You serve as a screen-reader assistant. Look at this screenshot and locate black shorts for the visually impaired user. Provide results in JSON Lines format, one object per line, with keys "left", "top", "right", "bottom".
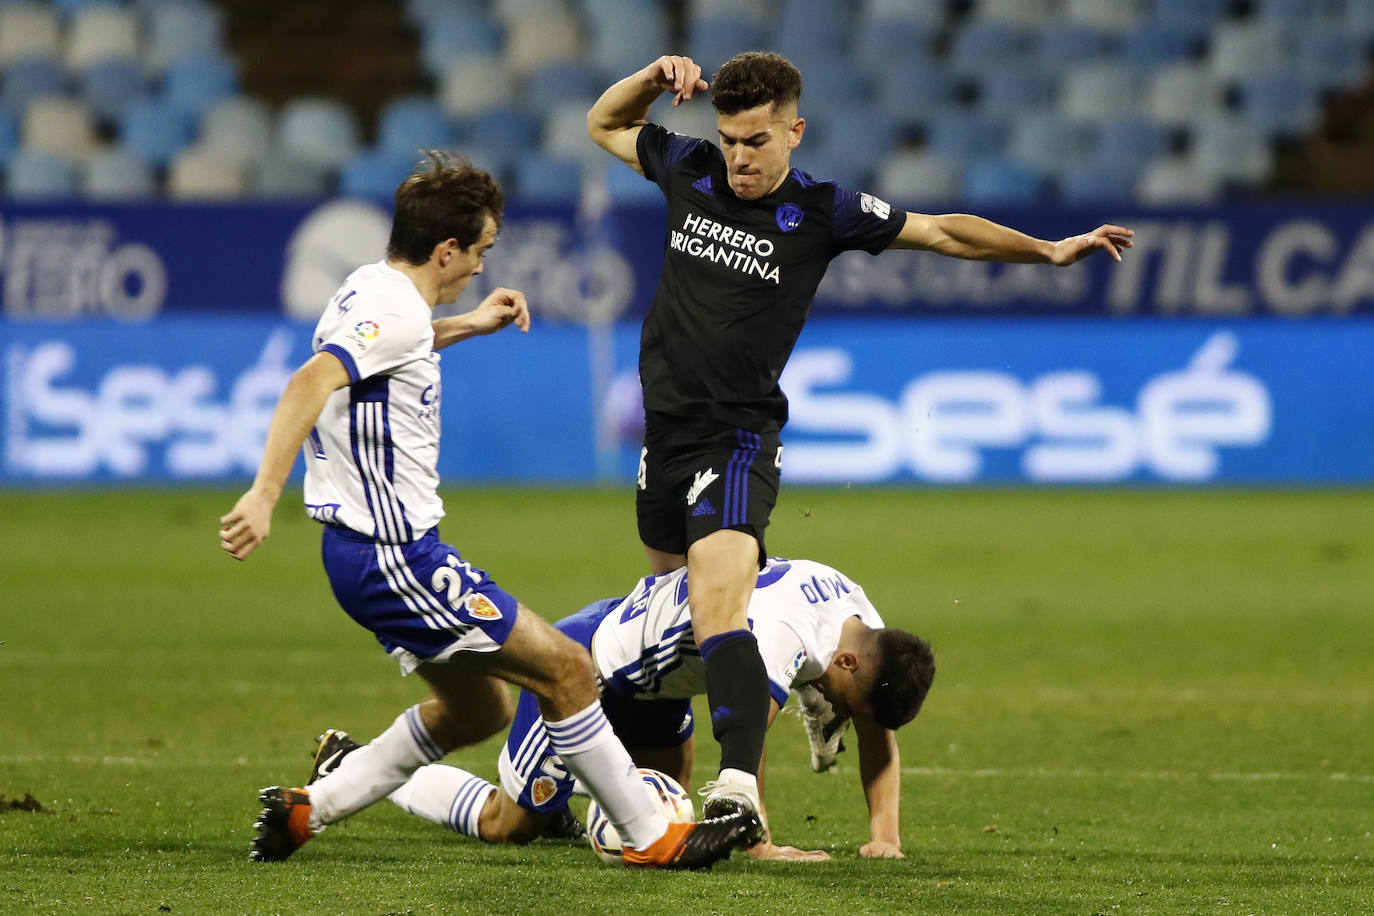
{"left": 636, "top": 411, "right": 782, "bottom": 565}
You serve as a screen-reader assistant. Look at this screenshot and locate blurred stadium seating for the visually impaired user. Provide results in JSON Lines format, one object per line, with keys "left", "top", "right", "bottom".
{"left": 0, "top": 0, "right": 1371, "bottom": 203}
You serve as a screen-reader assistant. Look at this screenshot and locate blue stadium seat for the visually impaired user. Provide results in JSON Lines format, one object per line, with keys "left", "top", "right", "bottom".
{"left": 251, "top": 152, "right": 331, "bottom": 198}
{"left": 5, "top": 149, "right": 76, "bottom": 197}
{"left": 585, "top": 0, "right": 667, "bottom": 75}
{"left": 948, "top": 22, "right": 1035, "bottom": 80}
{"left": 873, "top": 57, "right": 957, "bottom": 127}
{"left": 771, "top": 0, "right": 853, "bottom": 58}
{"left": 0, "top": 108, "right": 17, "bottom": 167}
{"left": 120, "top": 98, "right": 197, "bottom": 168}
{"left": 687, "top": 15, "right": 766, "bottom": 72}
{"left": 419, "top": 17, "right": 502, "bottom": 79}
{"left": 812, "top": 105, "right": 899, "bottom": 169}
{"left": 1007, "top": 112, "right": 1094, "bottom": 177}
{"left": 975, "top": 70, "right": 1056, "bottom": 119}
{"left": 1, "top": 57, "right": 65, "bottom": 116}
{"left": 962, "top": 158, "right": 1047, "bottom": 205}
{"left": 1091, "top": 116, "right": 1169, "bottom": 174}
{"left": 80, "top": 58, "right": 148, "bottom": 124}
{"left": 338, "top": 150, "right": 418, "bottom": 199}
{"left": 275, "top": 96, "right": 361, "bottom": 169}
{"left": 794, "top": 148, "right": 871, "bottom": 189}
{"left": 862, "top": 0, "right": 944, "bottom": 23}
{"left": 874, "top": 149, "right": 961, "bottom": 204}
{"left": 1240, "top": 72, "right": 1320, "bottom": 138}
{"left": 1256, "top": 0, "right": 1344, "bottom": 27}
{"left": 522, "top": 60, "right": 603, "bottom": 114}
{"left": 1190, "top": 118, "right": 1274, "bottom": 185}
{"left": 1350, "top": 0, "right": 1374, "bottom": 40}
{"left": 795, "top": 55, "right": 871, "bottom": 108}
{"left": 53, "top": 0, "right": 115, "bottom": 17}
{"left": 925, "top": 112, "right": 1008, "bottom": 166}
{"left": 1294, "top": 27, "right": 1368, "bottom": 91}
{"left": 853, "top": 17, "right": 939, "bottom": 73}
{"left": 465, "top": 106, "right": 541, "bottom": 162}
{"left": 1119, "top": 22, "right": 1203, "bottom": 75}
{"left": 1057, "top": 161, "right": 1139, "bottom": 205}
{"left": 405, "top": 0, "right": 487, "bottom": 28}
{"left": 82, "top": 148, "right": 156, "bottom": 198}
{"left": 1209, "top": 22, "right": 1291, "bottom": 84}
{"left": 604, "top": 161, "right": 665, "bottom": 206}
{"left": 513, "top": 153, "right": 583, "bottom": 203}
{"left": 377, "top": 96, "right": 461, "bottom": 159}
{"left": 1149, "top": 0, "right": 1228, "bottom": 31}
{"left": 198, "top": 95, "right": 273, "bottom": 170}
{"left": 1034, "top": 23, "right": 1116, "bottom": 72}
{"left": 144, "top": 1, "right": 226, "bottom": 72}
{"left": 164, "top": 54, "right": 238, "bottom": 118}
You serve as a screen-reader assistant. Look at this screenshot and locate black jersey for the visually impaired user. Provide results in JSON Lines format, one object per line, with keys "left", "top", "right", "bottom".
{"left": 636, "top": 122, "right": 905, "bottom": 433}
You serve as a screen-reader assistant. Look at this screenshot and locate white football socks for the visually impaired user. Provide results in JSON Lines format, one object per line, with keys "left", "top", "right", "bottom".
{"left": 389, "top": 765, "right": 495, "bottom": 839}
{"left": 543, "top": 701, "right": 667, "bottom": 850}
{"left": 307, "top": 705, "right": 445, "bottom": 829}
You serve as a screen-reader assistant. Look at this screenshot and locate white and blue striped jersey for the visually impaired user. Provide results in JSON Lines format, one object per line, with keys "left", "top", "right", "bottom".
{"left": 302, "top": 261, "right": 444, "bottom": 542}
{"left": 591, "top": 558, "right": 885, "bottom": 708}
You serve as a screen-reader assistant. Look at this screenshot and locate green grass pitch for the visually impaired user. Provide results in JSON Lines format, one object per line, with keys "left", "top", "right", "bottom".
{"left": 2, "top": 486, "right": 1372, "bottom": 915}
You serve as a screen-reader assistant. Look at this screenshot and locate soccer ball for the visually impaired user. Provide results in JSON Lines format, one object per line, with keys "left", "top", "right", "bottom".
{"left": 586, "top": 768, "right": 695, "bottom": 864}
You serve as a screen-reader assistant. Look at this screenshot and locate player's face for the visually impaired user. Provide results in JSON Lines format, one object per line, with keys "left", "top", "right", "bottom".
{"left": 717, "top": 103, "right": 804, "bottom": 201}
{"left": 440, "top": 214, "right": 498, "bottom": 301}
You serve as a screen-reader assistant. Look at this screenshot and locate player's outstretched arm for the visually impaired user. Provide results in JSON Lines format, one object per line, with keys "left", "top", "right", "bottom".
{"left": 219, "top": 352, "right": 349, "bottom": 560}
{"left": 889, "top": 213, "right": 1133, "bottom": 265}
{"left": 432, "top": 287, "right": 530, "bottom": 349}
{"left": 587, "top": 55, "right": 707, "bottom": 171}
{"left": 854, "top": 716, "right": 904, "bottom": 859}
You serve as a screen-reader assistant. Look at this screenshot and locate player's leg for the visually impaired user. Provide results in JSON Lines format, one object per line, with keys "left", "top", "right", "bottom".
{"left": 302, "top": 663, "right": 510, "bottom": 828}
{"left": 387, "top": 761, "right": 554, "bottom": 844}
{"left": 686, "top": 529, "right": 770, "bottom": 832}
{"left": 251, "top": 530, "right": 524, "bottom": 861}
{"left": 678, "top": 428, "right": 781, "bottom": 838}
{"left": 457, "top": 606, "right": 758, "bottom": 866}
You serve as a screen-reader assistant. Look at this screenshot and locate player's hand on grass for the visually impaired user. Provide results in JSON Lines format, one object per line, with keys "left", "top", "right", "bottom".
{"left": 219, "top": 489, "right": 275, "bottom": 560}
{"left": 647, "top": 55, "right": 707, "bottom": 107}
{"left": 1049, "top": 225, "right": 1134, "bottom": 265}
{"left": 859, "top": 840, "right": 904, "bottom": 859}
{"left": 470, "top": 288, "right": 530, "bottom": 335}
{"left": 746, "top": 841, "right": 831, "bottom": 862}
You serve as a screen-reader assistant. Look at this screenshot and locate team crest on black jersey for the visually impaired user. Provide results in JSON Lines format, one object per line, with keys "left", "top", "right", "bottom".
{"left": 775, "top": 202, "right": 804, "bottom": 232}
{"left": 692, "top": 175, "right": 713, "bottom": 196}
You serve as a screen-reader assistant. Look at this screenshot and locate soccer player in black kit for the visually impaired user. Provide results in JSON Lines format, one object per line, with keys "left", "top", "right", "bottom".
{"left": 588, "top": 52, "right": 1133, "bottom": 849}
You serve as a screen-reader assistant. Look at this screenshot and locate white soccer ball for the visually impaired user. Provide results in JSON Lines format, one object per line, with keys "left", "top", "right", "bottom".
{"left": 586, "top": 767, "right": 695, "bottom": 865}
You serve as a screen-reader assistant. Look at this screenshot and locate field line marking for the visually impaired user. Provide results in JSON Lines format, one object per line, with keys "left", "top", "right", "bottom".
{"left": 901, "top": 765, "right": 1374, "bottom": 782}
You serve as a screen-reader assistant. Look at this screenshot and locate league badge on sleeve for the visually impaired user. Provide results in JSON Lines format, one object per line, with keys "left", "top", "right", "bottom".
{"left": 859, "top": 193, "right": 892, "bottom": 220}
{"left": 350, "top": 320, "right": 381, "bottom": 349}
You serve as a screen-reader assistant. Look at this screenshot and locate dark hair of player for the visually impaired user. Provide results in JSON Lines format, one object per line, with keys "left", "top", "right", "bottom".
{"left": 866, "top": 628, "right": 936, "bottom": 731}
{"left": 387, "top": 150, "right": 505, "bottom": 266}
{"left": 710, "top": 51, "right": 803, "bottom": 116}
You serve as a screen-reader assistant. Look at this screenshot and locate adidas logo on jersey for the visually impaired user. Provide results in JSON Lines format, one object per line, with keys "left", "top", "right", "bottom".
{"left": 692, "top": 175, "right": 713, "bottom": 196}
{"left": 692, "top": 497, "right": 716, "bottom": 517}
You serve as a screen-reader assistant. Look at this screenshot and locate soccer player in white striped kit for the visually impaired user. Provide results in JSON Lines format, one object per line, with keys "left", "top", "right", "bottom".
{"left": 316, "top": 557, "right": 935, "bottom": 860}
{"left": 219, "top": 152, "right": 757, "bottom": 868}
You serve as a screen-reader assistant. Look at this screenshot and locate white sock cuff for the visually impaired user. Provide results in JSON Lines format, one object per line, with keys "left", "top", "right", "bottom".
{"left": 543, "top": 702, "right": 611, "bottom": 757}
{"left": 449, "top": 780, "right": 497, "bottom": 838}
{"left": 404, "top": 705, "right": 446, "bottom": 763}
